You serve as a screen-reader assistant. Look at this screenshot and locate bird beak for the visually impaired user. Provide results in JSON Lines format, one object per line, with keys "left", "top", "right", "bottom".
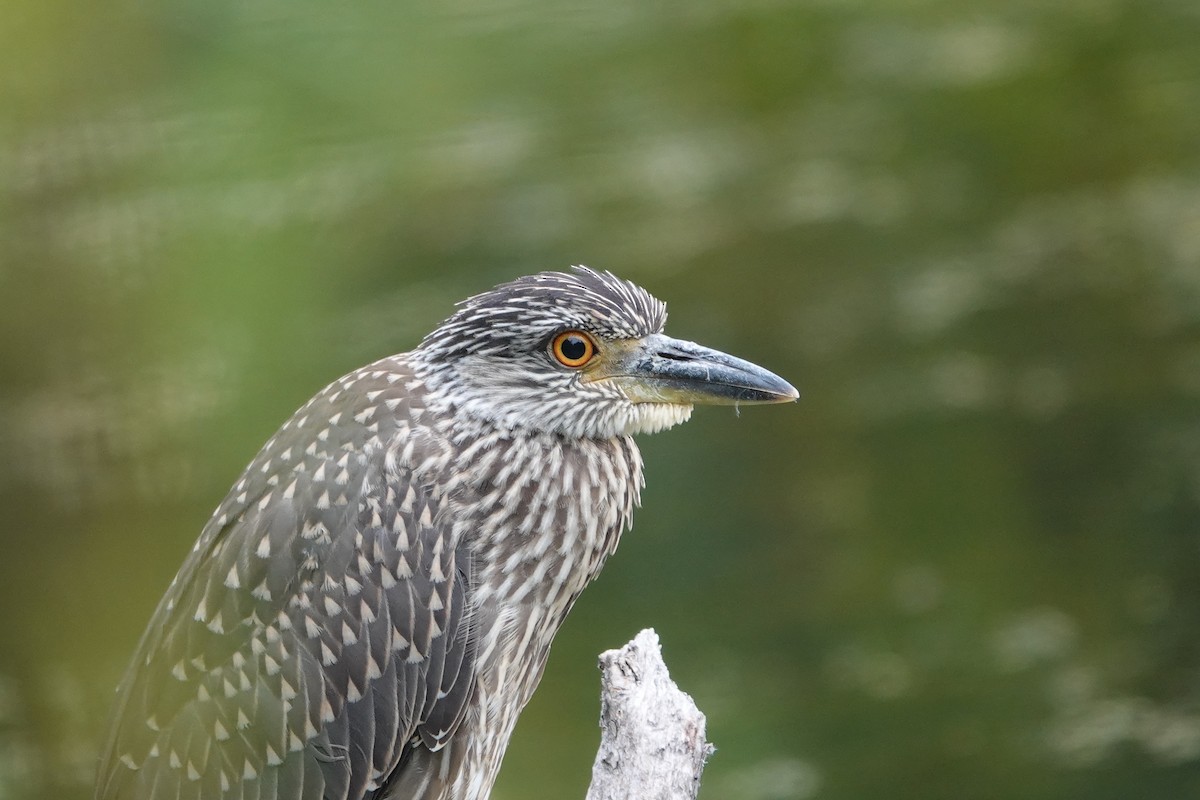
{"left": 593, "top": 333, "right": 799, "bottom": 406}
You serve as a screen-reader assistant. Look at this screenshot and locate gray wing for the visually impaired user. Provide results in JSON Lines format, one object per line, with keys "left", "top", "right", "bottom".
{"left": 95, "top": 361, "right": 476, "bottom": 800}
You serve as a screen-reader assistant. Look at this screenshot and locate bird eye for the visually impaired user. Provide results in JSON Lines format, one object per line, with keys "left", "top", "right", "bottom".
{"left": 551, "top": 331, "right": 596, "bottom": 368}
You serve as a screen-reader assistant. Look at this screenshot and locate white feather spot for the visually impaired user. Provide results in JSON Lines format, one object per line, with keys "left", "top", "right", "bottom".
{"left": 305, "top": 616, "right": 321, "bottom": 638}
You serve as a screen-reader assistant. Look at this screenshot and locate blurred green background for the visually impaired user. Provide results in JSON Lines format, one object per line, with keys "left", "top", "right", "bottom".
{"left": 2, "top": 0, "right": 1199, "bottom": 798}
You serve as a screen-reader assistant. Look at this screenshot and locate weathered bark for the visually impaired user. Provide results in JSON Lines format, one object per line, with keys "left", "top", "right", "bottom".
{"left": 585, "top": 629, "right": 714, "bottom": 800}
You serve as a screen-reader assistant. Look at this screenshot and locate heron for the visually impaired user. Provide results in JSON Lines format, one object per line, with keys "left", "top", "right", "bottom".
{"left": 95, "top": 266, "right": 797, "bottom": 800}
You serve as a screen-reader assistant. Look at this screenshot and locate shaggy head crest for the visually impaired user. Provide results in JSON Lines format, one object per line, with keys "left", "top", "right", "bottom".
{"left": 417, "top": 266, "right": 667, "bottom": 362}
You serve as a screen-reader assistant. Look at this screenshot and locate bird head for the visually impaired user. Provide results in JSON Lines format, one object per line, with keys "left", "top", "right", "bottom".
{"left": 414, "top": 266, "right": 798, "bottom": 439}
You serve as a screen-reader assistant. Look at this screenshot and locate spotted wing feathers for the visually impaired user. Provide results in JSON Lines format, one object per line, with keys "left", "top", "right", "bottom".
{"left": 95, "top": 360, "right": 476, "bottom": 800}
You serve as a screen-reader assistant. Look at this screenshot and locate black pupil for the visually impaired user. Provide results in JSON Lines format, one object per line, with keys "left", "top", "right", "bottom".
{"left": 560, "top": 335, "right": 588, "bottom": 362}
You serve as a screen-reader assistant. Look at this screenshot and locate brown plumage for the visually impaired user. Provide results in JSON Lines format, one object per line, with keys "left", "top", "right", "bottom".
{"left": 95, "top": 267, "right": 796, "bottom": 800}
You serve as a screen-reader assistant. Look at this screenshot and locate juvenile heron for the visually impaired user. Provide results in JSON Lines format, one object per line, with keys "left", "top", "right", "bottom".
{"left": 96, "top": 266, "right": 797, "bottom": 800}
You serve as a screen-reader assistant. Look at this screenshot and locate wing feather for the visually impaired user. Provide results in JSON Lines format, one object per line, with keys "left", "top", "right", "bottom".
{"left": 95, "top": 361, "right": 478, "bottom": 800}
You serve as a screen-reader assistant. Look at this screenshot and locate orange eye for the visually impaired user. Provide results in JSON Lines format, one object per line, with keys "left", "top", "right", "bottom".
{"left": 551, "top": 330, "right": 597, "bottom": 368}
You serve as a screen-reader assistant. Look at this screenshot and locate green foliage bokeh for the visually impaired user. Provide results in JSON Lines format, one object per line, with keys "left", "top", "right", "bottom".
{"left": 1, "top": 1, "right": 1198, "bottom": 798}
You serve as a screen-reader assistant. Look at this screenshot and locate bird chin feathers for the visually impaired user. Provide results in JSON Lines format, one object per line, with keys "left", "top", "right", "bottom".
{"left": 445, "top": 390, "right": 693, "bottom": 439}
{"left": 616, "top": 402, "right": 694, "bottom": 436}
